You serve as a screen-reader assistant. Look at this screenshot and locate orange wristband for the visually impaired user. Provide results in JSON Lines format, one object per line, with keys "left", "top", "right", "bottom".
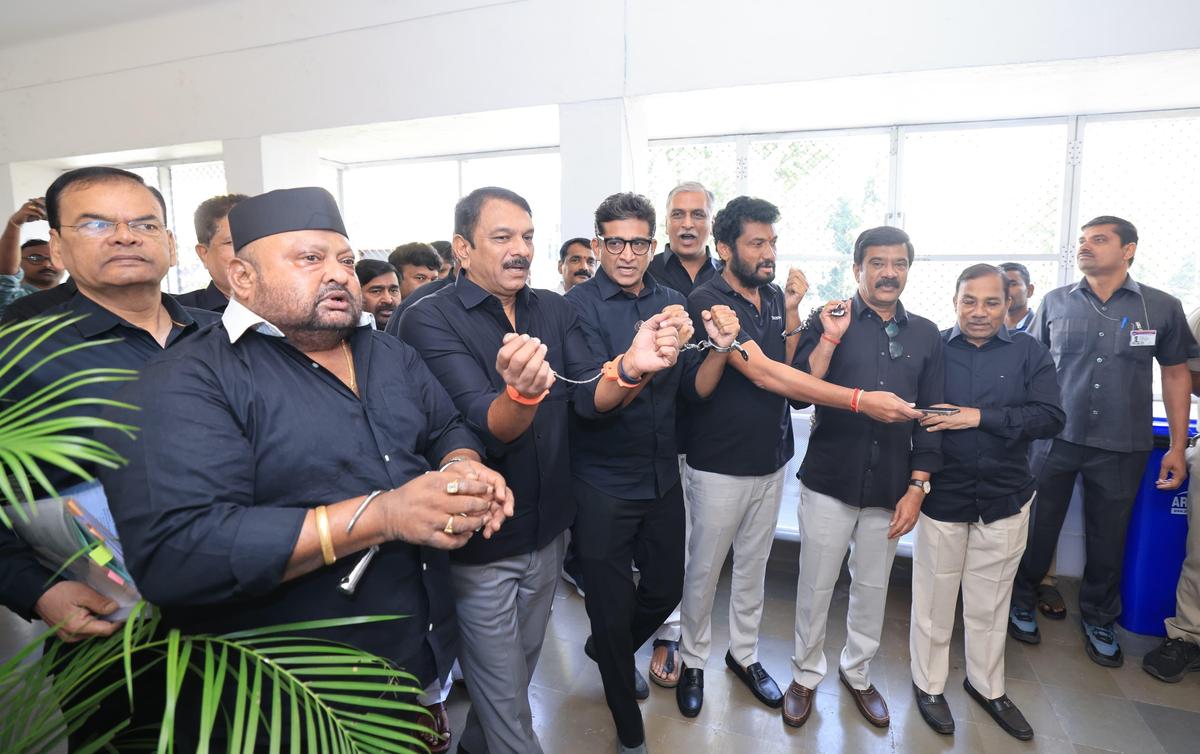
{"left": 821, "top": 333, "right": 841, "bottom": 346}
{"left": 850, "top": 388, "right": 863, "bottom": 413}
{"left": 505, "top": 384, "right": 548, "bottom": 405}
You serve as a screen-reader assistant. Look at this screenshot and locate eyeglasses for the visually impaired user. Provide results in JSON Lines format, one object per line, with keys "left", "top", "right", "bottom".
{"left": 597, "top": 236, "right": 653, "bottom": 256}
{"left": 885, "top": 320, "right": 903, "bottom": 359}
{"left": 23, "top": 253, "right": 53, "bottom": 265}
{"left": 60, "top": 219, "right": 164, "bottom": 238}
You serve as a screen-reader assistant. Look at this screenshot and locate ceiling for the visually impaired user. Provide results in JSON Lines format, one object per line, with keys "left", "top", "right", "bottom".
{"left": 0, "top": 0, "right": 225, "bottom": 47}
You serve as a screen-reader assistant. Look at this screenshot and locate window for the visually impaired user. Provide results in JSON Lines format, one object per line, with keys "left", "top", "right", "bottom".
{"left": 165, "top": 161, "right": 229, "bottom": 294}
{"left": 1077, "top": 114, "right": 1200, "bottom": 317}
{"left": 340, "top": 150, "right": 563, "bottom": 288}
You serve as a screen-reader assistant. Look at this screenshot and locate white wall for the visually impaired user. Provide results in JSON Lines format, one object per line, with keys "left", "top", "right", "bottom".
{"left": 2, "top": 0, "right": 1198, "bottom": 164}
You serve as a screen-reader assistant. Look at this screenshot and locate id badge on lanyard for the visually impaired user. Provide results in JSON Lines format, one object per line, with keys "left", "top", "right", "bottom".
{"left": 1130, "top": 329, "right": 1156, "bottom": 347}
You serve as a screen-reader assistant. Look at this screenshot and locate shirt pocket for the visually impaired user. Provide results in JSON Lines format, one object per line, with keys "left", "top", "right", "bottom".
{"left": 1048, "top": 317, "right": 1088, "bottom": 356}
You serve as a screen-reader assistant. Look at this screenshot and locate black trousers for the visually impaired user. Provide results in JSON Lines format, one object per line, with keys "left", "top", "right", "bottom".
{"left": 573, "top": 479, "right": 685, "bottom": 749}
{"left": 1012, "top": 439, "right": 1150, "bottom": 626}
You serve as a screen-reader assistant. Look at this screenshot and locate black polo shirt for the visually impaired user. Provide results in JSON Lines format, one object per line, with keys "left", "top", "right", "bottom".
{"left": 100, "top": 302, "right": 480, "bottom": 685}
{"left": 398, "top": 273, "right": 595, "bottom": 564}
{"left": 566, "top": 267, "right": 700, "bottom": 499}
{"left": 173, "top": 281, "right": 229, "bottom": 312}
{"left": 0, "top": 289, "right": 215, "bottom": 620}
{"left": 794, "top": 293, "right": 944, "bottom": 510}
{"left": 924, "top": 326, "right": 1065, "bottom": 524}
{"left": 1029, "top": 275, "right": 1196, "bottom": 453}
{"left": 646, "top": 245, "right": 721, "bottom": 297}
{"left": 683, "top": 274, "right": 794, "bottom": 476}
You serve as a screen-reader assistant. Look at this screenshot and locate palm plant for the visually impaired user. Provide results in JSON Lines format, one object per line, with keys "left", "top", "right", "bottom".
{"left": 0, "top": 315, "right": 435, "bottom": 753}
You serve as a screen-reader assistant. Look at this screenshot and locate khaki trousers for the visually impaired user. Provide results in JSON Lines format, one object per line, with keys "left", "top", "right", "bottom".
{"left": 910, "top": 502, "right": 1030, "bottom": 699}
{"left": 1165, "top": 447, "right": 1200, "bottom": 644}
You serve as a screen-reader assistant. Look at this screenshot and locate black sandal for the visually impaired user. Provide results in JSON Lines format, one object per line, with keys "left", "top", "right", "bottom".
{"left": 1037, "top": 584, "right": 1067, "bottom": 620}
{"left": 650, "top": 639, "right": 681, "bottom": 688}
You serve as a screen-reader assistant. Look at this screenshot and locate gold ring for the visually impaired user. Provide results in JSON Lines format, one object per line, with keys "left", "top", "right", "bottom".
{"left": 443, "top": 515, "right": 456, "bottom": 535}
{"left": 446, "top": 479, "right": 460, "bottom": 495}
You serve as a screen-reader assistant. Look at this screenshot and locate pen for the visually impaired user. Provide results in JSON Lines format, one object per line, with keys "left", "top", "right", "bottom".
{"left": 1120, "top": 316, "right": 1128, "bottom": 331}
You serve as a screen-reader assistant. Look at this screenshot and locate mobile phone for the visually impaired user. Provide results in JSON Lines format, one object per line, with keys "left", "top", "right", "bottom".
{"left": 918, "top": 407, "right": 959, "bottom": 416}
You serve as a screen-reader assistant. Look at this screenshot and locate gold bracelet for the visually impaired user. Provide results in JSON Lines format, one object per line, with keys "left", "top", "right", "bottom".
{"left": 315, "top": 505, "right": 337, "bottom": 565}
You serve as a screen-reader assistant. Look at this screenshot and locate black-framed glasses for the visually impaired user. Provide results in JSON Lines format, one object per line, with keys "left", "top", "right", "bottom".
{"left": 597, "top": 236, "right": 653, "bottom": 256}
{"left": 23, "top": 253, "right": 53, "bottom": 265}
{"left": 885, "top": 320, "right": 903, "bottom": 359}
{"left": 61, "top": 219, "right": 164, "bottom": 238}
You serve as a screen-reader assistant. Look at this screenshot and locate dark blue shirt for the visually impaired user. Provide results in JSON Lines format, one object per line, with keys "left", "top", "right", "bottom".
{"left": 683, "top": 274, "right": 794, "bottom": 476}
{"left": 172, "top": 281, "right": 229, "bottom": 312}
{"left": 646, "top": 245, "right": 721, "bottom": 297}
{"left": 386, "top": 275, "right": 456, "bottom": 332}
{"left": 1029, "top": 275, "right": 1197, "bottom": 453}
{"left": 100, "top": 310, "right": 480, "bottom": 685}
{"left": 565, "top": 267, "right": 699, "bottom": 499}
{"left": 0, "top": 290, "right": 215, "bottom": 619}
{"left": 794, "top": 293, "right": 944, "bottom": 510}
{"left": 397, "top": 273, "right": 594, "bottom": 564}
{"left": 924, "top": 326, "right": 1065, "bottom": 524}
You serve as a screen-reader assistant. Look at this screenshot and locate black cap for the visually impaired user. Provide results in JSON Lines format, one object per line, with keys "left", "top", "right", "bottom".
{"left": 228, "top": 187, "right": 347, "bottom": 252}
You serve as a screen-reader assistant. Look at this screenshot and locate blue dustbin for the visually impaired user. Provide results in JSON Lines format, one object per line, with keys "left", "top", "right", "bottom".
{"left": 1118, "top": 418, "right": 1196, "bottom": 636}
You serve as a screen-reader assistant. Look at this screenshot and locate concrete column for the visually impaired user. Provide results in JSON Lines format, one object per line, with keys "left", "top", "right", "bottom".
{"left": 558, "top": 98, "right": 649, "bottom": 242}
{"left": 221, "top": 136, "right": 339, "bottom": 200}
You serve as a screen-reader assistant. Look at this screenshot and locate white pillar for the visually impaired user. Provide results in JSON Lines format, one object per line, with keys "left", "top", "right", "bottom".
{"left": 221, "top": 136, "right": 339, "bottom": 201}
{"left": 0, "top": 162, "right": 61, "bottom": 240}
{"left": 558, "top": 98, "right": 648, "bottom": 241}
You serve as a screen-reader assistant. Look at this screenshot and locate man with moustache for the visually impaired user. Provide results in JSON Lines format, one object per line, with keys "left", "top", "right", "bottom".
{"left": 556, "top": 236, "right": 597, "bottom": 293}
{"left": 774, "top": 226, "right": 944, "bottom": 730}
{"left": 356, "top": 258, "right": 401, "bottom": 330}
{"left": 909, "top": 264, "right": 1063, "bottom": 741}
{"left": 566, "top": 192, "right": 741, "bottom": 754}
{"left": 102, "top": 186, "right": 513, "bottom": 750}
{"left": 0, "top": 166, "right": 219, "bottom": 749}
{"left": 399, "top": 187, "right": 689, "bottom": 754}
{"left": 1, "top": 197, "right": 65, "bottom": 319}
{"left": 389, "top": 241, "right": 443, "bottom": 300}
{"left": 999, "top": 262, "right": 1036, "bottom": 334}
{"left": 1009, "top": 216, "right": 1195, "bottom": 668}
{"left": 174, "top": 193, "right": 247, "bottom": 311}
{"left": 674, "top": 196, "right": 806, "bottom": 717}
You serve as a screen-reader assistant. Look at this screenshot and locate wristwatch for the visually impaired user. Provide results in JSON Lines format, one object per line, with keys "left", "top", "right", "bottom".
{"left": 909, "top": 478, "right": 931, "bottom": 494}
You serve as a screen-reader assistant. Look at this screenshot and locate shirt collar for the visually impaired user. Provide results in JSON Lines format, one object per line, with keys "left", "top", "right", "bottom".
{"left": 662, "top": 244, "right": 716, "bottom": 272}
{"left": 852, "top": 292, "right": 909, "bottom": 324}
{"left": 221, "top": 297, "right": 373, "bottom": 343}
{"left": 73, "top": 289, "right": 197, "bottom": 338}
{"left": 453, "top": 270, "right": 535, "bottom": 310}
{"left": 947, "top": 322, "right": 1013, "bottom": 345}
{"left": 594, "top": 266, "right": 659, "bottom": 300}
{"left": 1071, "top": 273, "right": 1141, "bottom": 297}
{"left": 710, "top": 269, "right": 773, "bottom": 298}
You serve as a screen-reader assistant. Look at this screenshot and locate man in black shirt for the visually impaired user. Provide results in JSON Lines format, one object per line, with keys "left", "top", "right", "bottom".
{"left": 645, "top": 181, "right": 721, "bottom": 297}
{"left": 102, "top": 187, "right": 513, "bottom": 750}
{"left": 400, "top": 187, "right": 690, "bottom": 754}
{"left": 908, "top": 265, "right": 1063, "bottom": 741}
{"left": 173, "top": 193, "right": 246, "bottom": 311}
{"left": 0, "top": 166, "right": 219, "bottom": 749}
{"left": 770, "top": 226, "right": 943, "bottom": 730}
{"left": 674, "top": 197, "right": 805, "bottom": 718}
{"left": 566, "top": 192, "right": 740, "bottom": 754}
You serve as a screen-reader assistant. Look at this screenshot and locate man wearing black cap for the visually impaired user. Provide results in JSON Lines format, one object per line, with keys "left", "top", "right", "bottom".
{"left": 102, "top": 186, "right": 514, "bottom": 750}
{"left": 0, "top": 166, "right": 218, "bottom": 748}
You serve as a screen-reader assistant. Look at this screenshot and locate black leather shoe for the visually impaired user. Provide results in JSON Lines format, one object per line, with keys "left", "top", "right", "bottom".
{"left": 963, "top": 678, "right": 1033, "bottom": 741}
{"left": 912, "top": 682, "right": 954, "bottom": 734}
{"left": 584, "top": 635, "right": 650, "bottom": 701}
{"left": 724, "top": 651, "right": 783, "bottom": 708}
{"left": 676, "top": 667, "right": 704, "bottom": 718}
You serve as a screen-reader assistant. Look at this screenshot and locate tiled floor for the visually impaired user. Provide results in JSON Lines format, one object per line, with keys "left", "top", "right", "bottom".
{"left": 3, "top": 541, "right": 1198, "bottom": 753}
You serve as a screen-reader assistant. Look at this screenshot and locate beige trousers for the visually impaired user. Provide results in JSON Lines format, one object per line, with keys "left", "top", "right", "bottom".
{"left": 792, "top": 486, "right": 898, "bottom": 690}
{"left": 679, "top": 465, "right": 787, "bottom": 668}
{"left": 1165, "top": 447, "right": 1200, "bottom": 643}
{"left": 909, "top": 502, "right": 1030, "bottom": 699}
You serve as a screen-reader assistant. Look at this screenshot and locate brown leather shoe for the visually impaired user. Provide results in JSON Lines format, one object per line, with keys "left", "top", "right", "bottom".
{"left": 838, "top": 668, "right": 889, "bottom": 727}
{"left": 781, "top": 681, "right": 815, "bottom": 727}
